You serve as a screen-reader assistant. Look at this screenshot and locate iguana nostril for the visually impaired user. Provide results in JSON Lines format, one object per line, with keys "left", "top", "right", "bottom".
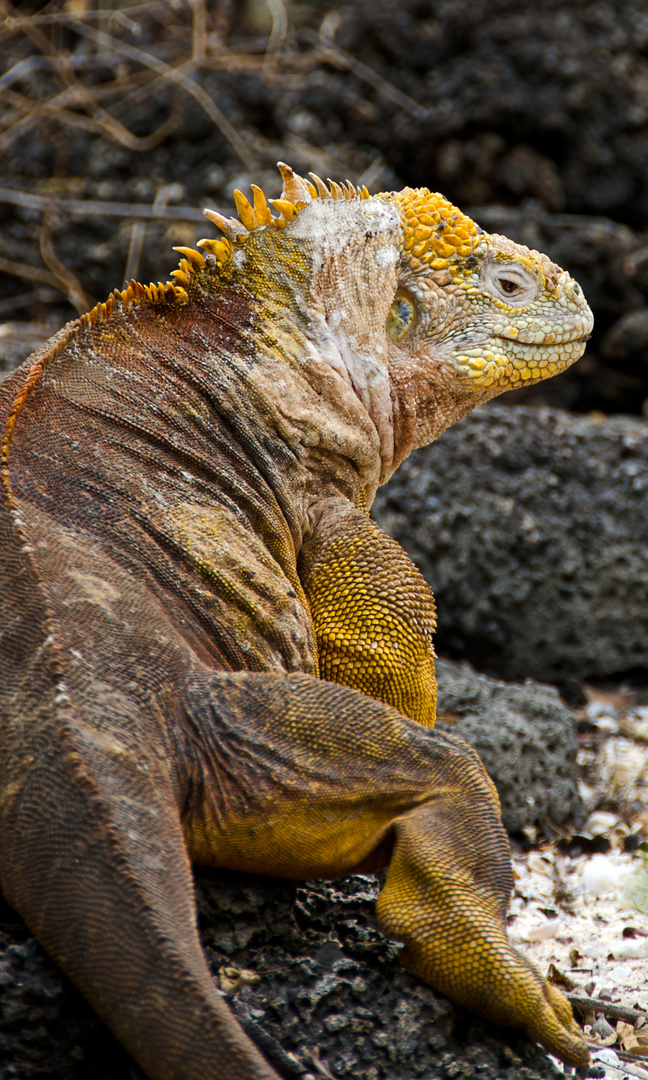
{"left": 564, "top": 279, "right": 582, "bottom": 301}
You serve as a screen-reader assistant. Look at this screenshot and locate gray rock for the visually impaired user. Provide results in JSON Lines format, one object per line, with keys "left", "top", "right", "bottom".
{"left": 373, "top": 405, "right": 648, "bottom": 684}
{"left": 0, "top": 873, "right": 565, "bottom": 1080}
{"left": 600, "top": 308, "right": 648, "bottom": 361}
{"left": 589, "top": 1016, "right": 616, "bottom": 1040}
{"left": 435, "top": 659, "right": 583, "bottom": 833}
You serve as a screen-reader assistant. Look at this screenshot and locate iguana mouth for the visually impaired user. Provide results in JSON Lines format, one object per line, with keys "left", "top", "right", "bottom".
{"left": 494, "top": 329, "right": 592, "bottom": 347}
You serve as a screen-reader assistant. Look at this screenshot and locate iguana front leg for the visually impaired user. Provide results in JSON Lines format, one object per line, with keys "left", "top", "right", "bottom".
{"left": 298, "top": 497, "right": 437, "bottom": 725}
{"left": 184, "top": 669, "right": 589, "bottom": 1071}
{"left": 296, "top": 501, "right": 587, "bottom": 1067}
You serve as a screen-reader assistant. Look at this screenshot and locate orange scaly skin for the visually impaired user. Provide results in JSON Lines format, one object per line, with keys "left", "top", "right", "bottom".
{"left": 0, "top": 164, "right": 593, "bottom": 1079}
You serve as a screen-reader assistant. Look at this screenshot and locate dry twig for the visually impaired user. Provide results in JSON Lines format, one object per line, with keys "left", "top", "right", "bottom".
{"left": 39, "top": 215, "right": 91, "bottom": 314}
{"left": 4, "top": 11, "right": 258, "bottom": 170}
{"left": 568, "top": 993, "right": 647, "bottom": 1027}
{"left": 0, "top": 255, "right": 62, "bottom": 290}
{"left": 261, "top": 0, "right": 287, "bottom": 77}
{"left": 0, "top": 81, "right": 182, "bottom": 151}
{"left": 0, "top": 187, "right": 207, "bottom": 221}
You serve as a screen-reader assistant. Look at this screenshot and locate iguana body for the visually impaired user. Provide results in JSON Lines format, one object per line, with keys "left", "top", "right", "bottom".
{"left": 0, "top": 165, "right": 593, "bottom": 1079}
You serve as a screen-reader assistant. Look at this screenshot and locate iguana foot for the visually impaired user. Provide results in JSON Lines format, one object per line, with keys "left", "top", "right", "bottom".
{"left": 376, "top": 804, "right": 589, "bottom": 1071}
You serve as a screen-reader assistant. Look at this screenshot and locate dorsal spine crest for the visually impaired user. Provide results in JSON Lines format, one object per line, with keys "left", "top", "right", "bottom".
{"left": 200, "top": 162, "right": 371, "bottom": 250}
{"left": 3, "top": 159, "right": 374, "bottom": 470}
{"left": 178, "top": 162, "right": 371, "bottom": 290}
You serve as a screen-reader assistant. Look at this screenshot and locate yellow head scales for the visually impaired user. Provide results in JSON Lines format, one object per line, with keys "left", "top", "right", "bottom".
{"left": 387, "top": 187, "right": 486, "bottom": 274}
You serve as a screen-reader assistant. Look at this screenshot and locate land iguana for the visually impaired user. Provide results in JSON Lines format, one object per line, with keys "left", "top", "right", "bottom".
{"left": 0, "top": 164, "right": 593, "bottom": 1079}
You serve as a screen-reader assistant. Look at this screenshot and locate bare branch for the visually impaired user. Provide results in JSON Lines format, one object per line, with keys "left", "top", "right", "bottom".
{"left": 0, "top": 255, "right": 62, "bottom": 290}
{"left": 0, "top": 187, "right": 209, "bottom": 221}
{"left": 568, "top": 993, "right": 647, "bottom": 1026}
{"left": 5, "top": 13, "right": 258, "bottom": 170}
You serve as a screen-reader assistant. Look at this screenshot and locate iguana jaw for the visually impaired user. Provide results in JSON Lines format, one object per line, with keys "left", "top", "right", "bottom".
{"left": 385, "top": 320, "right": 591, "bottom": 468}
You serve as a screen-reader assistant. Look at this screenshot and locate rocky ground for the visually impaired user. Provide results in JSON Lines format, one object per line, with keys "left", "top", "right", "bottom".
{"left": 0, "top": 871, "right": 568, "bottom": 1080}
{"left": 2, "top": 2, "right": 648, "bottom": 1079}
{"left": 508, "top": 687, "right": 648, "bottom": 1080}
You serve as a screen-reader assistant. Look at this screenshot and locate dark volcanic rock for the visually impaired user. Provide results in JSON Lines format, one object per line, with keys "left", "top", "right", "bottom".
{"left": 331, "top": 0, "right": 648, "bottom": 226}
{"left": 436, "top": 660, "right": 583, "bottom": 833}
{"left": 0, "top": 874, "right": 564, "bottom": 1080}
{"left": 373, "top": 405, "right": 648, "bottom": 685}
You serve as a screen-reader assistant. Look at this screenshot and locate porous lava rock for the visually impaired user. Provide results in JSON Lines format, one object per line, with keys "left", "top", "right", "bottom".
{"left": 0, "top": 872, "right": 566, "bottom": 1080}
{"left": 436, "top": 660, "right": 583, "bottom": 833}
{"left": 373, "top": 405, "right": 648, "bottom": 685}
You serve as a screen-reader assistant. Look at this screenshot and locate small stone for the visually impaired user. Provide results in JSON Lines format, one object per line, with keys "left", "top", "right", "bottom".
{"left": 581, "top": 855, "right": 618, "bottom": 896}
{"left": 590, "top": 1016, "right": 616, "bottom": 1039}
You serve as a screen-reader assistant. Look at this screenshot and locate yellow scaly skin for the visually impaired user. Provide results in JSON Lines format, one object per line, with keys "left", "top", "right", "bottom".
{"left": 0, "top": 163, "right": 593, "bottom": 1079}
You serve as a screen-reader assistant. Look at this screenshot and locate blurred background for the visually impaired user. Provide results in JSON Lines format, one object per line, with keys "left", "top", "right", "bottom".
{"left": 2, "top": 0, "right": 648, "bottom": 416}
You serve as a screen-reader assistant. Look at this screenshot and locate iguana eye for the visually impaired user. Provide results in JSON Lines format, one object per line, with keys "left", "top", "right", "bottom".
{"left": 387, "top": 293, "right": 417, "bottom": 341}
{"left": 482, "top": 261, "right": 540, "bottom": 304}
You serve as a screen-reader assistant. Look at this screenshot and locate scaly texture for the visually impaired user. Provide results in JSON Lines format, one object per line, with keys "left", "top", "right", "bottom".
{"left": 298, "top": 504, "right": 438, "bottom": 725}
{"left": 0, "top": 163, "right": 593, "bottom": 1080}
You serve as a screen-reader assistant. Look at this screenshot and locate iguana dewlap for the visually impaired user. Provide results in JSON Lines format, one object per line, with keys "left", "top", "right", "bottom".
{"left": 0, "top": 164, "right": 593, "bottom": 1080}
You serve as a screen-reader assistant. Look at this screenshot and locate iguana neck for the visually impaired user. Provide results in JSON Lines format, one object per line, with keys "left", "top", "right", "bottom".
{"left": 225, "top": 218, "right": 494, "bottom": 500}
{"left": 195, "top": 231, "right": 388, "bottom": 520}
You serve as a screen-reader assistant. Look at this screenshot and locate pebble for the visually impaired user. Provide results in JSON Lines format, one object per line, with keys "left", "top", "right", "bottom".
{"left": 581, "top": 855, "right": 619, "bottom": 896}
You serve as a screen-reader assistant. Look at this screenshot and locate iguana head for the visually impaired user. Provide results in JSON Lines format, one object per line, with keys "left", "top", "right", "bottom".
{"left": 177, "top": 163, "right": 592, "bottom": 485}
{"left": 386, "top": 186, "right": 590, "bottom": 390}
